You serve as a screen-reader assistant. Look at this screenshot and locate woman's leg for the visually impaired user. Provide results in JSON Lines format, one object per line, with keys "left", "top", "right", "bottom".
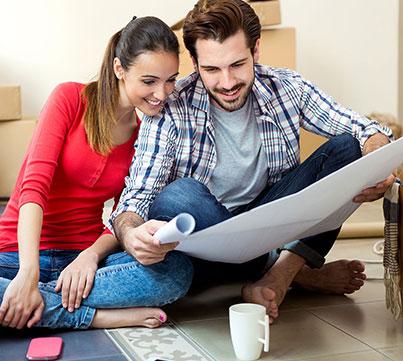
{"left": 0, "top": 250, "right": 193, "bottom": 329}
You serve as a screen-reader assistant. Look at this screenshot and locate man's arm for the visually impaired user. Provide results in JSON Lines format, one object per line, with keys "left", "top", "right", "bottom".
{"left": 353, "top": 132, "right": 395, "bottom": 203}
{"left": 113, "top": 211, "right": 178, "bottom": 266}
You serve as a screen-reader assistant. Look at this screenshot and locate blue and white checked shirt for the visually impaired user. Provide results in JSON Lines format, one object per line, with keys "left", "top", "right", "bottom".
{"left": 108, "top": 64, "right": 392, "bottom": 229}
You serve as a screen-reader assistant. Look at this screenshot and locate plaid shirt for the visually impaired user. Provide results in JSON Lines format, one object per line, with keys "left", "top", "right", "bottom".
{"left": 109, "top": 64, "right": 392, "bottom": 227}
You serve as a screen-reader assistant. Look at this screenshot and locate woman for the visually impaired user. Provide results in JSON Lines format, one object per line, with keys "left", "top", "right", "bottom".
{"left": 0, "top": 16, "right": 193, "bottom": 330}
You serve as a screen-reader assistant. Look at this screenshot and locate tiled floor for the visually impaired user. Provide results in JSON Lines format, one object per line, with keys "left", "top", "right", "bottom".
{"left": 1, "top": 201, "right": 403, "bottom": 360}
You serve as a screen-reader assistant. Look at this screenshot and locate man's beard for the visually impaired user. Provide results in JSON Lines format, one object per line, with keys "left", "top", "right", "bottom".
{"left": 206, "top": 81, "right": 253, "bottom": 112}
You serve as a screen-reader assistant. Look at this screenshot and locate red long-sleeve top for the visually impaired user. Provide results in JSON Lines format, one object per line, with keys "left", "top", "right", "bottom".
{"left": 0, "top": 82, "right": 139, "bottom": 252}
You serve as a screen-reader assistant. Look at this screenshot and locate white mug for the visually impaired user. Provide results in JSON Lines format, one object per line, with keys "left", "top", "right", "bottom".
{"left": 229, "top": 303, "right": 269, "bottom": 361}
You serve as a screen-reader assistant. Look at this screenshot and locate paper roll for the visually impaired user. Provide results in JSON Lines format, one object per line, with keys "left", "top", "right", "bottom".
{"left": 338, "top": 221, "right": 384, "bottom": 239}
{"left": 154, "top": 213, "right": 196, "bottom": 244}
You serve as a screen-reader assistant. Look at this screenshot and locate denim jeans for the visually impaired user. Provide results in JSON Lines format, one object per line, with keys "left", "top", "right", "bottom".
{"left": 0, "top": 249, "right": 193, "bottom": 329}
{"left": 149, "top": 134, "right": 362, "bottom": 284}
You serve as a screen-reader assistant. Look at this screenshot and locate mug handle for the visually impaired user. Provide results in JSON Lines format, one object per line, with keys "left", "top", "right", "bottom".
{"left": 258, "top": 315, "right": 269, "bottom": 352}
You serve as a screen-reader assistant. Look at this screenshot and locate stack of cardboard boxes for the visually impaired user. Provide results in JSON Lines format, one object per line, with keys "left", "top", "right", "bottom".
{"left": 0, "top": 86, "right": 37, "bottom": 198}
{"left": 171, "top": 0, "right": 326, "bottom": 161}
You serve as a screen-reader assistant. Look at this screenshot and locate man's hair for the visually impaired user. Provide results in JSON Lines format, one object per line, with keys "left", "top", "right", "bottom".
{"left": 183, "top": 0, "right": 261, "bottom": 60}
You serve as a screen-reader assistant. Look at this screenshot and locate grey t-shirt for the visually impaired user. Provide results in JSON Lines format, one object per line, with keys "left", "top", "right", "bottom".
{"left": 206, "top": 95, "right": 269, "bottom": 211}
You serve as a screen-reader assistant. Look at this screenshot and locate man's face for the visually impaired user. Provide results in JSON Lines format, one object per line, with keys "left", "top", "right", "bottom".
{"left": 193, "top": 30, "right": 259, "bottom": 112}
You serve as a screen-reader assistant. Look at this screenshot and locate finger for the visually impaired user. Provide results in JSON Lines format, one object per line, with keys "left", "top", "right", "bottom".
{"left": 16, "top": 308, "right": 32, "bottom": 329}
{"left": 74, "top": 277, "right": 87, "bottom": 309}
{"left": 0, "top": 299, "right": 10, "bottom": 323}
{"left": 27, "top": 302, "right": 44, "bottom": 328}
{"left": 83, "top": 272, "right": 95, "bottom": 299}
{"left": 7, "top": 305, "right": 22, "bottom": 328}
{"left": 1, "top": 305, "right": 14, "bottom": 327}
{"left": 68, "top": 277, "right": 79, "bottom": 312}
{"left": 61, "top": 275, "right": 72, "bottom": 309}
{"left": 54, "top": 272, "right": 64, "bottom": 292}
{"left": 147, "top": 219, "right": 168, "bottom": 234}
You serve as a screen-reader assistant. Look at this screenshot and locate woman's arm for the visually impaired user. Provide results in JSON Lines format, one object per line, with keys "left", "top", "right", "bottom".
{"left": 0, "top": 203, "right": 44, "bottom": 329}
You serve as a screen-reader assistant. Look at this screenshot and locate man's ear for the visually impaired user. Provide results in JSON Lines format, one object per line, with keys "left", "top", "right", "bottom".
{"left": 113, "top": 57, "right": 124, "bottom": 79}
{"left": 253, "top": 39, "right": 260, "bottom": 63}
{"left": 191, "top": 55, "right": 199, "bottom": 73}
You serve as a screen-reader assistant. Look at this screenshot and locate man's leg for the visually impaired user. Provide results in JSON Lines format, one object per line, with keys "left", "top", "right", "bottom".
{"left": 149, "top": 177, "right": 278, "bottom": 316}
{"left": 242, "top": 134, "right": 365, "bottom": 310}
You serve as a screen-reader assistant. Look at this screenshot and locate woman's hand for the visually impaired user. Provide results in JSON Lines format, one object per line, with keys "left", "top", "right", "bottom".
{"left": 55, "top": 249, "right": 99, "bottom": 312}
{"left": 0, "top": 269, "right": 44, "bottom": 329}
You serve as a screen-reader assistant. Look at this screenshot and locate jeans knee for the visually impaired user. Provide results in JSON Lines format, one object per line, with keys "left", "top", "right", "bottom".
{"left": 149, "top": 178, "right": 208, "bottom": 220}
{"left": 331, "top": 134, "right": 361, "bottom": 161}
{"left": 156, "top": 251, "right": 194, "bottom": 305}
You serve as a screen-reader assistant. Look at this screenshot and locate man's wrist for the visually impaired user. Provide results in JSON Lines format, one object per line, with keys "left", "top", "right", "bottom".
{"left": 113, "top": 211, "right": 144, "bottom": 245}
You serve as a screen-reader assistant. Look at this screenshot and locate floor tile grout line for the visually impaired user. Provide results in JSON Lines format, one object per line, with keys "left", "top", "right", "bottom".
{"left": 306, "top": 308, "right": 395, "bottom": 360}
{"left": 103, "top": 329, "right": 132, "bottom": 361}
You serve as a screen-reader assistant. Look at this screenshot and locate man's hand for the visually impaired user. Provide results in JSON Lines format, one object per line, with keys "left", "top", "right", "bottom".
{"left": 122, "top": 220, "right": 179, "bottom": 265}
{"left": 353, "top": 174, "right": 395, "bottom": 203}
{"left": 55, "top": 249, "right": 99, "bottom": 312}
{"left": 114, "top": 212, "right": 179, "bottom": 265}
{"left": 353, "top": 132, "right": 395, "bottom": 203}
{"left": 0, "top": 270, "right": 44, "bottom": 329}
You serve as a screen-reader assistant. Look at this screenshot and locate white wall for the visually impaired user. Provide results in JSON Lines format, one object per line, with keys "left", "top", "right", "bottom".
{"left": 0, "top": 0, "right": 195, "bottom": 116}
{"left": 280, "top": 0, "right": 399, "bottom": 117}
{"left": 399, "top": 0, "right": 403, "bottom": 122}
{"left": 0, "top": 0, "right": 399, "bottom": 118}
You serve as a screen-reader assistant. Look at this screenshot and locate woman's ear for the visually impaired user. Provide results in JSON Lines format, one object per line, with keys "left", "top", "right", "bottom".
{"left": 113, "top": 57, "right": 124, "bottom": 79}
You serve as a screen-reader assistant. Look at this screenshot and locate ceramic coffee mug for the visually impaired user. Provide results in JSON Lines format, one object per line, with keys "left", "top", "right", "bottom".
{"left": 229, "top": 303, "right": 269, "bottom": 360}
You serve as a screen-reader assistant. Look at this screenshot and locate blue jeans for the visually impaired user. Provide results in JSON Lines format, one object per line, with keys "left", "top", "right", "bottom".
{"left": 0, "top": 249, "right": 193, "bottom": 329}
{"left": 149, "top": 134, "right": 362, "bottom": 284}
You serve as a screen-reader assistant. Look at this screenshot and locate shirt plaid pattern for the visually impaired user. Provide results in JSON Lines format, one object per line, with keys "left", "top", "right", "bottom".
{"left": 108, "top": 64, "right": 392, "bottom": 228}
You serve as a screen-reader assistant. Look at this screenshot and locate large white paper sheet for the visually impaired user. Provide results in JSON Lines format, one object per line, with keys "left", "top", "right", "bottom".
{"left": 167, "top": 138, "right": 403, "bottom": 263}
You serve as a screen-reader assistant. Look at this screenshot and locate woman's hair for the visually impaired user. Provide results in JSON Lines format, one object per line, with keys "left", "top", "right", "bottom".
{"left": 183, "top": 0, "right": 261, "bottom": 62}
{"left": 82, "top": 16, "right": 179, "bottom": 155}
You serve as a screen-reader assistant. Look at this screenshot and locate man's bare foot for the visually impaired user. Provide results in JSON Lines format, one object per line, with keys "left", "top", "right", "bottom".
{"left": 90, "top": 307, "right": 167, "bottom": 329}
{"left": 293, "top": 260, "right": 366, "bottom": 294}
{"left": 241, "top": 250, "right": 306, "bottom": 323}
{"left": 241, "top": 282, "right": 278, "bottom": 323}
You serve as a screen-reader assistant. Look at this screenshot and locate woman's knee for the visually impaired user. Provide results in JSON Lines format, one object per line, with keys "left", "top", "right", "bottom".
{"left": 153, "top": 251, "right": 194, "bottom": 305}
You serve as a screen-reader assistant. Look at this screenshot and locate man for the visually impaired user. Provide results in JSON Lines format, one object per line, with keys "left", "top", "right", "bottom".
{"left": 110, "top": 0, "right": 394, "bottom": 321}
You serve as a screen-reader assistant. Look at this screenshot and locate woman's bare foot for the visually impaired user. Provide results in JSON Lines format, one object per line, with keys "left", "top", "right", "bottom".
{"left": 90, "top": 307, "right": 167, "bottom": 329}
{"left": 293, "top": 260, "right": 366, "bottom": 294}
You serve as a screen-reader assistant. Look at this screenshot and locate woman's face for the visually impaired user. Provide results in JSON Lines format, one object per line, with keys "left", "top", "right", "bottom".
{"left": 116, "top": 51, "right": 179, "bottom": 116}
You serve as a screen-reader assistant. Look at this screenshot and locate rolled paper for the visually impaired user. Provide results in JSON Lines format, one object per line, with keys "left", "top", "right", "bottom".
{"left": 154, "top": 213, "right": 196, "bottom": 244}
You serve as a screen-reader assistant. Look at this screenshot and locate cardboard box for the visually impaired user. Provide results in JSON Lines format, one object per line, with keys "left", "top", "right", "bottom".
{"left": 248, "top": 0, "right": 281, "bottom": 26}
{"left": 0, "top": 118, "right": 37, "bottom": 198}
{"left": 300, "top": 129, "right": 327, "bottom": 162}
{"left": 172, "top": 0, "right": 281, "bottom": 29}
{"left": 174, "top": 26, "right": 296, "bottom": 78}
{"left": 0, "top": 85, "right": 22, "bottom": 121}
{"left": 259, "top": 27, "right": 295, "bottom": 70}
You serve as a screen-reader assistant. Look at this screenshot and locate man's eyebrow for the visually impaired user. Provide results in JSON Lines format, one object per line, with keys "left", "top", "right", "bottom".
{"left": 199, "top": 57, "right": 249, "bottom": 69}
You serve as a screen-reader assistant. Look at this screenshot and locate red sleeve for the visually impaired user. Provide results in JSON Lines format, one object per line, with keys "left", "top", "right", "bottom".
{"left": 19, "top": 83, "right": 83, "bottom": 210}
